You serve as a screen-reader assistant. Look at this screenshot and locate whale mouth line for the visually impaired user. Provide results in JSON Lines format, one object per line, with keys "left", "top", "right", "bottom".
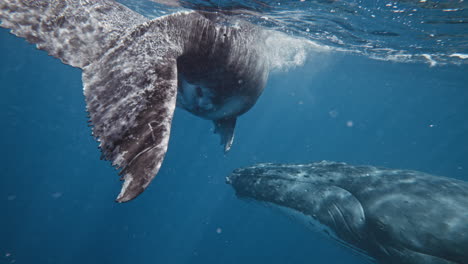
{"left": 227, "top": 172, "right": 317, "bottom": 185}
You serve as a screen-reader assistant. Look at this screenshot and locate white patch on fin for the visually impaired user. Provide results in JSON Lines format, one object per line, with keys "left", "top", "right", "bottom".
{"left": 117, "top": 174, "right": 133, "bottom": 201}
{"left": 213, "top": 118, "right": 237, "bottom": 153}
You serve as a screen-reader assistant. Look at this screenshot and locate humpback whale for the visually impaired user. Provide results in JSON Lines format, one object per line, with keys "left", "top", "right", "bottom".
{"left": 0, "top": 1, "right": 269, "bottom": 202}
{"left": 227, "top": 161, "right": 468, "bottom": 264}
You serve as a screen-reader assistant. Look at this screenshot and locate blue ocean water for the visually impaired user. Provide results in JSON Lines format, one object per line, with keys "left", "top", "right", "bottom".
{"left": 0, "top": 1, "right": 467, "bottom": 264}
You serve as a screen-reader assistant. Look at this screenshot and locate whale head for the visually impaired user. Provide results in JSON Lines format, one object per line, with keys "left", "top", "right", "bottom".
{"left": 227, "top": 161, "right": 353, "bottom": 201}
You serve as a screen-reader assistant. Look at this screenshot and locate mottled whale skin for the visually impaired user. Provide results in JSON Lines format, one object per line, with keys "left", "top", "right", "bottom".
{"left": 227, "top": 161, "right": 468, "bottom": 264}
{"left": 0, "top": 1, "right": 269, "bottom": 202}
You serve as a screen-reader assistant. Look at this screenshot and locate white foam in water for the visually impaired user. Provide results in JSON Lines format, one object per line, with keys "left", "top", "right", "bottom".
{"left": 262, "top": 30, "right": 332, "bottom": 72}
{"left": 422, "top": 54, "right": 437, "bottom": 67}
{"left": 449, "top": 53, "right": 468, "bottom": 59}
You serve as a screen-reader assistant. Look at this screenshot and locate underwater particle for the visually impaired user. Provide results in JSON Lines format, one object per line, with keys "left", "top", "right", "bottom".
{"left": 429, "top": 124, "right": 435, "bottom": 128}
{"left": 7, "top": 195, "right": 16, "bottom": 201}
{"left": 51, "top": 192, "right": 63, "bottom": 199}
{"left": 346, "top": 120, "right": 354, "bottom": 127}
{"left": 216, "top": 227, "right": 222, "bottom": 234}
{"left": 5, "top": 252, "right": 11, "bottom": 257}
{"left": 298, "top": 100, "right": 304, "bottom": 105}
{"left": 329, "top": 110, "right": 338, "bottom": 118}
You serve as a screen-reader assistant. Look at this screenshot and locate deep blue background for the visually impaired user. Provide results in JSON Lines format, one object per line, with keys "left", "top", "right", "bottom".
{"left": 0, "top": 27, "right": 467, "bottom": 264}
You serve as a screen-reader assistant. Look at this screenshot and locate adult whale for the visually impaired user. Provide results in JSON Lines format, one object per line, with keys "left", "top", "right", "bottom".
{"left": 227, "top": 161, "right": 468, "bottom": 264}
{"left": 0, "top": 1, "right": 269, "bottom": 202}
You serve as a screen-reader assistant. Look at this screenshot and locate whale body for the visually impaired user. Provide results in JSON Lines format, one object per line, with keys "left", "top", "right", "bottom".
{"left": 227, "top": 161, "right": 468, "bottom": 264}
{"left": 0, "top": 1, "right": 269, "bottom": 202}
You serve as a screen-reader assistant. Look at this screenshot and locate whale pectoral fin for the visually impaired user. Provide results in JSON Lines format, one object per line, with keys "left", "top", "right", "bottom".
{"left": 0, "top": 0, "right": 147, "bottom": 68}
{"left": 314, "top": 186, "right": 366, "bottom": 246}
{"left": 213, "top": 118, "right": 237, "bottom": 153}
{"left": 83, "top": 25, "right": 180, "bottom": 202}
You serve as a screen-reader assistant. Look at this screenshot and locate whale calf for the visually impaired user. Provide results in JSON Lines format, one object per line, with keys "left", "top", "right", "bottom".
{"left": 0, "top": 1, "right": 269, "bottom": 202}
{"left": 227, "top": 161, "right": 468, "bottom": 264}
